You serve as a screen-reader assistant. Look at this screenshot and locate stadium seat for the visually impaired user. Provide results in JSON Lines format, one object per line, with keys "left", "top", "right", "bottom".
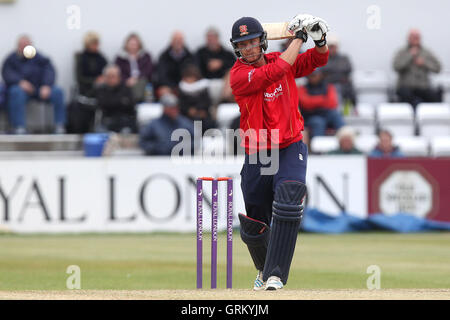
{"left": 137, "top": 103, "right": 163, "bottom": 127}
{"left": 432, "top": 72, "right": 450, "bottom": 104}
{"left": 416, "top": 103, "right": 450, "bottom": 137}
{"left": 430, "top": 136, "right": 450, "bottom": 157}
{"left": 216, "top": 103, "right": 240, "bottom": 130}
{"left": 393, "top": 136, "right": 429, "bottom": 157}
{"left": 356, "top": 103, "right": 376, "bottom": 118}
{"left": 345, "top": 103, "right": 376, "bottom": 135}
{"left": 344, "top": 116, "right": 376, "bottom": 135}
{"left": 310, "top": 136, "right": 338, "bottom": 154}
{"left": 353, "top": 70, "right": 389, "bottom": 105}
{"left": 377, "top": 103, "right": 415, "bottom": 136}
{"left": 354, "top": 134, "right": 378, "bottom": 154}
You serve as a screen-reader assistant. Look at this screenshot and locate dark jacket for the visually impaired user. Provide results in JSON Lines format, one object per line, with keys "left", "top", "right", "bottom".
{"left": 321, "top": 53, "right": 352, "bottom": 85}
{"left": 195, "top": 46, "right": 236, "bottom": 79}
{"left": 139, "top": 113, "right": 194, "bottom": 155}
{"left": 95, "top": 84, "right": 135, "bottom": 118}
{"left": 76, "top": 50, "right": 108, "bottom": 96}
{"left": 157, "top": 46, "right": 194, "bottom": 88}
{"left": 2, "top": 51, "right": 55, "bottom": 88}
{"left": 178, "top": 80, "right": 212, "bottom": 118}
{"left": 115, "top": 50, "right": 153, "bottom": 83}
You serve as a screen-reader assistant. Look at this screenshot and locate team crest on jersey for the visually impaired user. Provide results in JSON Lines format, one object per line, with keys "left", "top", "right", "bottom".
{"left": 239, "top": 25, "right": 249, "bottom": 36}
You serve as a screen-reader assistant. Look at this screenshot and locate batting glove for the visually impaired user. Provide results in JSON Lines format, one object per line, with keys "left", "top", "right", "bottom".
{"left": 287, "top": 14, "right": 315, "bottom": 34}
{"left": 304, "top": 16, "right": 330, "bottom": 47}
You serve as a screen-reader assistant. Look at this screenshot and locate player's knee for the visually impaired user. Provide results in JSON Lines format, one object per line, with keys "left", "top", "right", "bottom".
{"left": 272, "top": 180, "right": 306, "bottom": 221}
{"left": 238, "top": 213, "right": 270, "bottom": 246}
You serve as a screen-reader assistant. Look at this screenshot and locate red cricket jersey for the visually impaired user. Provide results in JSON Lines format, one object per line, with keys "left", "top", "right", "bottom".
{"left": 230, "top": 48, "right": 329, "bottom": 154}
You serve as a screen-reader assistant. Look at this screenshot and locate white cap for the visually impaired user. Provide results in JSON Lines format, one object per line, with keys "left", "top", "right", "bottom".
{"left": 336, "top": 126, "right": 356, "bottom": 140}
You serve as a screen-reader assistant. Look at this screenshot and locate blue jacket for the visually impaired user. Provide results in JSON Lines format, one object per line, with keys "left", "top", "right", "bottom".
{"left": 139, "top": 113, "right": 194, "bottom": 156}
{"left": 369, "top": 146, "right": 404, "bottom": 158}
{"left": 1, "top": 51, "right": 56, "bottom": 88}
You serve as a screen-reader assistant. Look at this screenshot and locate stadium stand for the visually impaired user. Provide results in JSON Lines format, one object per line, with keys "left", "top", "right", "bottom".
{"left": 377, "top": 103, "right": 415, "bottom": 136}
{"left": 430, "top": 136, "right": 450, "bottom": 157}
{"left": 353, "top": 70, "right": 389, "bottom": 106}
{"left": 393, "top": 136, "right": 429, "bottom": 157}
{"left": 344, "top": 103, "right": 376, "bottom": 135}
{"left": 354, "top": 134, "right": 378, "bottom": 154}
{"left": 416, "top": 103, "right": 450, "bottom": 137}
{"left": 26, "top": 100, "right": 54, "bottom": 133}
{"left": 310, "top": 136, "right": 339, "bottom": 154}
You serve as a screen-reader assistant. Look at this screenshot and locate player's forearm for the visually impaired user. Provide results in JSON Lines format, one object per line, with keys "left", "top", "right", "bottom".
{"left": 280, "top": 39, "right": 304, "bottom": 66}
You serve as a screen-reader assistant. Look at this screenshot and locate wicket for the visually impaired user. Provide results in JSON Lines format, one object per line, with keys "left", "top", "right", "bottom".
{"left": 196, "top": 177, "right": 233, "bottom": 289}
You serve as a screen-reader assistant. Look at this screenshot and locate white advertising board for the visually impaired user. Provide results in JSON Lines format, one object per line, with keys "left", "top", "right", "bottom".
{"left": 0, "top": 156, "right": 366, "bottom": 233}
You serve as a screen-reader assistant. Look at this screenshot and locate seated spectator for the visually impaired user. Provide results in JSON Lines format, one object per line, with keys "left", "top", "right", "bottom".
{"left": 139, "top": 93, "right": 194, "bottom": 155}
{"left": 178, "top": 64, "right": 216, "bottom": 133}
{"left": 69, "top": 31, "right": 107, "bottom": 133}
{"left": 220, "top": 70, "right": 235, "bottom": 103}
{"left": 298, "top": 68, "right": 344, "bottom": 138}
{"left": 76, "top": 31, "right": 107, "bottom": 97}
{"left": 1, "top": 35, "right": 66, "bottom": 134}
{"left": 369, "top": 129, "right": 404, "bottom": 158}
{"left": 115, "top": 33, "right": 153, "bottom": 103}
{"left": 156, "top": 31, "right": 194, "bottom": 98}
{"left": 196, "top": 27, "right": 236, "bottom": 80}
{"left": 96, "top": 65, "right": 137, "bottom": 133}
{"left": 393, "top": 29, "right": 442, "bottom": 109}
{"left": 328, "top": 126, "right": 363, "bottom": 155}
{"left": 321, "top": 34, "right": 356, "bottom": 113}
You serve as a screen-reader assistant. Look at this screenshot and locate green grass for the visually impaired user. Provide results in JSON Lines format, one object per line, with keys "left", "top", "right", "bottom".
{"left": 0, "top": 232, "right": 449, "bottom": 290}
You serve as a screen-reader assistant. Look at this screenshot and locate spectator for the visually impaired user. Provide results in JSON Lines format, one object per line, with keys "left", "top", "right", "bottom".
{"left": 69, "top": 31, "right": 107, "bottom": 133}
{"left": 2, "top": 35, "right": 66, "bottom": 134}
{"left": 328, "top": 126, "right": 363, "bottom": 155}
{"left": 76, "top": 31, "right": 107, "bottom": 97}
{"left": 178, "top": 64, "right": 216, "bottom": 133}
{"left": 321, "top": 34, "right": 356, "bottom": 113}
{"left": 196, "top": 27, "right": 236, "bottom": 79}
{"left": 393, "top": 29, "right": 442, "bottom": 109}
{"left": 298, "top": 68, "right": 344, "bottom": 138}
{"left": 156, "top": 31, "right": 194, "bottom": 98}
{"left": 96, "top": 65, "right": 137, "bottom": 133}
{"left": 115, "top": 33, "right": 153, "bottom": 103}
{"left": 139, "top": 93, "right": 194, "bottom": 155}
{"left": 369, "top": 129, "right": 404, "bottom": 158}
{"left": 219, "top": 70, "right": 235, "bottom": 103}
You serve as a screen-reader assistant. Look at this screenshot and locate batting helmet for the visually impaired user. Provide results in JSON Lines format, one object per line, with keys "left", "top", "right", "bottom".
{"left": 230, "top": 17, "right": 268, "bottom": 57}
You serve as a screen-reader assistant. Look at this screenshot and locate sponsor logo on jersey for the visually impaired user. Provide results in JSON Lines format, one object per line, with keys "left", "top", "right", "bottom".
{"left": 264, "top": 84, "right": 283, "bottom": 101}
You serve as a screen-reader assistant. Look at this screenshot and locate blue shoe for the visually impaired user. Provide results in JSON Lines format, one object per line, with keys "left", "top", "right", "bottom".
{"left": 253, "top": 271, "right": 265, "bottom": 291}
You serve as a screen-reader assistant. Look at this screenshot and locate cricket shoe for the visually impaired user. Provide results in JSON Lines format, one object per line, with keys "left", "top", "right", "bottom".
{"left": 253, "top": 271, "right": 266, "bottom": 291}
{"left": 265, "top": 276, "right": 283, "bottom": 291}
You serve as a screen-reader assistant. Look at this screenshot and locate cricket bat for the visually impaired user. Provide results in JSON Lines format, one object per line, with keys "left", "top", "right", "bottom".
{"left": 262, "top": 22, "right": 294, "bottom": 40}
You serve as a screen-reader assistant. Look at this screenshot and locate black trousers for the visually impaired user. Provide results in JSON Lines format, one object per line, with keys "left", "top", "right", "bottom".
{"left": 397, "top": 87, "right": 442, "bottom": 109}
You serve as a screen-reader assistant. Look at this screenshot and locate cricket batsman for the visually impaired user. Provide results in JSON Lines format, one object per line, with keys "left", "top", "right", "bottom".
{"left": 229, "top": 14, "right": 330, "bottom": 290}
